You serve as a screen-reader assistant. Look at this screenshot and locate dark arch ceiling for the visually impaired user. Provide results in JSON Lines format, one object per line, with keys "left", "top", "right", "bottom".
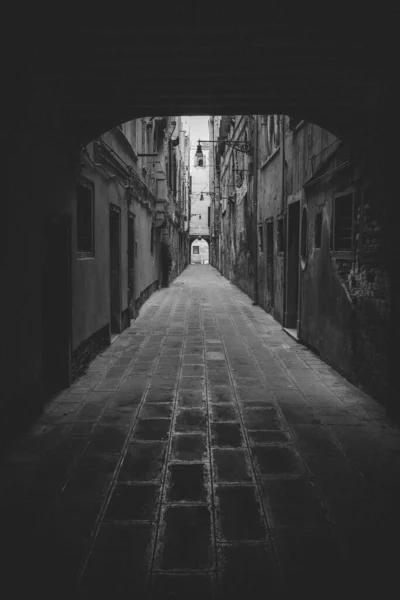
{"left": 5, "top": 5, "right": 399, "bottom": 146}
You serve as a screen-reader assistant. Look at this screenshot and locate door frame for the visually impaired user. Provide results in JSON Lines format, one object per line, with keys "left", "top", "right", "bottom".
{"left": 109, "top": 203, "right": 122, "bottom": 334}
{"left": 265, "top": 217, "right": 274, "bottom": 312}
{"left": 127, "top": 210, "right": 136, "bottom": 319}
{"left": 284, "top": 199, "right": 301, "bottom": 331}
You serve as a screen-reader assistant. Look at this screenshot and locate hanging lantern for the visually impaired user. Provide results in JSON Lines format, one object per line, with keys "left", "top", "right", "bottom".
{"left": 200, "top": 193, "right": 204, "bottom": 201}
{"left": 195, "top": 140, "right": 203, "bottom": 160}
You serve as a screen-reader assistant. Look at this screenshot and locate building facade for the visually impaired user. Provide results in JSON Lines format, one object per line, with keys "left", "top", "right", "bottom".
{"left": 71, "top": 117, "right": 190, "bottom": 378}
{"left": 41, "top": 116, "right": 191, "bottom": 399}
{"left": 185, "top": 116, "right": 211, "bottom": 259}
{"left": 209, "top": 114, "right": 390, "bottom": 407}
{"left": 209, "top": 115, "right": 255, "bottom": 296}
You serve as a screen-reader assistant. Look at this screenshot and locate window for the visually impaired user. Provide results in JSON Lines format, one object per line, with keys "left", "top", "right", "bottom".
{"left": 193, "top": 246, "right": 200, "bottom": 254}
{"left": 300, "top": 206, "right": 308, "bottom": 267}
{"left": 150, "top": 224, "right": 155, "bottom": 254}
{"left": 333, "top": 192, "right": 354, "bottom": 252}
{"left": 314, "top": 212, "right": 322, "bottom": 249}
{"left": 277, "top": 216, "right": 285, "bottom": 253}
{"left": 77, "top": 181, "right": 94, "bottom": 257}
{"left": 258, "top": 225, "right": 264, "bottom": 252}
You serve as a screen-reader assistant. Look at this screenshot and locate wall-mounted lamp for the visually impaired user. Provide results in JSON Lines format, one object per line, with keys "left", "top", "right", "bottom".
{"left": 197, "top": 139, "right": 251, "bottom": 154}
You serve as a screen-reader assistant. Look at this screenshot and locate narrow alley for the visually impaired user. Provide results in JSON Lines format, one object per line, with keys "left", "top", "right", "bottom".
{"left": 1, "top": 265, "right": 399, "bottom": 599}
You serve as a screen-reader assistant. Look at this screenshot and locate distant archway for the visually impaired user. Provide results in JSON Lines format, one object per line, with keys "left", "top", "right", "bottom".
{"left": 191, "top": 237, "right": 209, "bottom": 264}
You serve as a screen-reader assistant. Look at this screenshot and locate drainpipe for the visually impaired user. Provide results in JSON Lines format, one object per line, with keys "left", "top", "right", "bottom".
{"left": 252, "top": 114, "right": 259, "bottom": 305}
{"left": 297, "top": 198, "right": 302, "bottom": 338}
{"left": 281, "top": 115, "right": 287, "bottom": 325}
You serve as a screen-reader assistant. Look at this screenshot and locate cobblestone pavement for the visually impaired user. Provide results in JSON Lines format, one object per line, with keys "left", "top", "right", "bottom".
{"left": 1, "top": 265, "right": 400, "bottom": 599}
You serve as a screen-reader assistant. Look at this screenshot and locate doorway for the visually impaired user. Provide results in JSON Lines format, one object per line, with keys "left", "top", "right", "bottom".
{"left": 109, "top": 204, "right": 121, "bottom": 335}
{"left": 285, "top": 201, "right": 300, "bottom": 330}
{"left": 127, "top": 212, "right": 135, "bottom": 320}
{"left": 41, "top": 214, "right": 72, "bottom": 398}
{"left": 266, "top": 219, "right": 274, "bottom": 311}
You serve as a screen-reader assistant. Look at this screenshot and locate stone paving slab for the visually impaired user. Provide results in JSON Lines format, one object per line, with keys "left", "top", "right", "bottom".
{"left": 1, "top": 264, "right": 400, "bottom": 598}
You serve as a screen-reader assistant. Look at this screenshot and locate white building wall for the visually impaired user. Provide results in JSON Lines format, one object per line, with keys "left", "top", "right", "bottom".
{"left": 184, "top": 116, "right": 211, "bottom": 238}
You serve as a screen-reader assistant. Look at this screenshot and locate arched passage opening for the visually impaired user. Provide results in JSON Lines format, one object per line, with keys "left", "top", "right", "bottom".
{"left": 191, "top": 237, "right": 209, "bottom": 264}
{"left": 1, "top": 14, "right": 400, "bottom": 600}
{"left": 2, "top": 10, "right": 400, "bottom": 448}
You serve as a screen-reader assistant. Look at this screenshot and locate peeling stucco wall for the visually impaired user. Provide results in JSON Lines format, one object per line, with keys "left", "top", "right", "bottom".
{"left": 216, "top": 114, "right": 392, "bottom": 406}
{"left": 219, "top": 116, "right": 254, "bottom": 298}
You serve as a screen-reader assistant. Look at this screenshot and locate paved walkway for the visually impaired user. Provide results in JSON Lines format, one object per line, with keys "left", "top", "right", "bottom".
{"left": 1, "top": 265, "right": 400, "bottom": 599}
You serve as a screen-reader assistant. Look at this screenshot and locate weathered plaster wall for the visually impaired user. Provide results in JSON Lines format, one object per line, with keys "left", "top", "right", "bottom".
{"left": 218, "top": 116, "right": 254, "bottom": 298}
{"left": 134, "top": 201, "right": 160, "bottom": 302}
{"left": 257, "top": 130, "right": 283, "bottom": 320}
{"left": 75, "top": 128, "right": 162, "bottom": 351}
{"left": 247, "top": 115, "right": 393, "bottom": 408}
{"left": 287, "top": 121, "right": 391, "bottom": 404}
{"left": 300, "top": 171, "right": 355, "bottom": 375}
{"left": 73, "top": 143, "right": 121, "bottom": 350}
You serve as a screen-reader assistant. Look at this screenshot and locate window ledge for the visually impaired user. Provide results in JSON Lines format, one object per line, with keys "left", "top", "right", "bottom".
{"left": 77, "top": 252, "right": 94, "bottom": 260}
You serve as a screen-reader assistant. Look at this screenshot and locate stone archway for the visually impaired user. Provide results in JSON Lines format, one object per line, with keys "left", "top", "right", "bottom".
{"left": 2, "top": 10, "right": 400, "bottom": 440}
{"left": 190, "top": 236, "right": 210, "bottom": 264}
{"left": 7, "top": 9, "right": 399, "bottom": 148}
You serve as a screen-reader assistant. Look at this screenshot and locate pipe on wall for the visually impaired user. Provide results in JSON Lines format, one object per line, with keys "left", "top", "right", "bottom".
{"left": 252, "top": 114, "right": 259, "bottom": 305}
{"left": 281, "top": 115, "right": 287, "bottom": 325}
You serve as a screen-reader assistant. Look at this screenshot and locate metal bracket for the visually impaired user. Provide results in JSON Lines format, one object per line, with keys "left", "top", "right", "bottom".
{"left": 197, "top": 140, "right": 252, "bottom": 154}
{"left": 224, "top": 140, "right": 252, "bottom": 153}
